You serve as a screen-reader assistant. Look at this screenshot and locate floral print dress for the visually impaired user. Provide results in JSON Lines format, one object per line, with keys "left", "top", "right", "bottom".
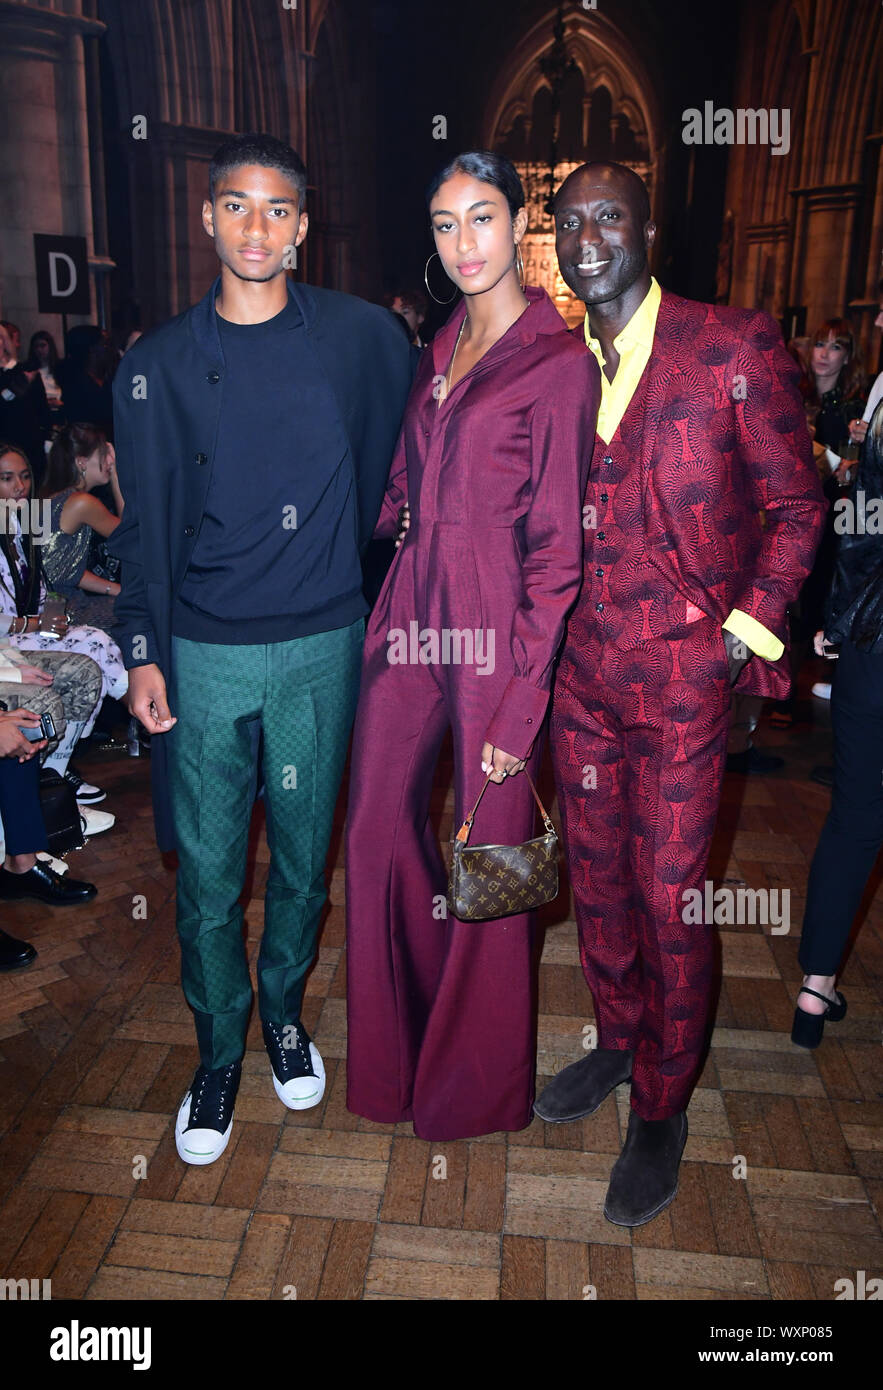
{"left": 0, "top": 522, "right": 127, "bottom": 734}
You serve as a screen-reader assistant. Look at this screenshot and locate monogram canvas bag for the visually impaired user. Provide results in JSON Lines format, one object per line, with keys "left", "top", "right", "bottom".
{"left": 447, "top": 769, "right": 559, "bottom": 922}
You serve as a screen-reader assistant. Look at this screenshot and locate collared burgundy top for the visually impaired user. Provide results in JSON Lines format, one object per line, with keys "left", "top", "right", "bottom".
{"left": 372, "top": 285, "right": 601, "bottom": 757}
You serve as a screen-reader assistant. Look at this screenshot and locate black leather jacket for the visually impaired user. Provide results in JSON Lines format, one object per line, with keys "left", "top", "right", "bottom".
{"left": 825, "top": 405, "right": 883, "bottom": 651}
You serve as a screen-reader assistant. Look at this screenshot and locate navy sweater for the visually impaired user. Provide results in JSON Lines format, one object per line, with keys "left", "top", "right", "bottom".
{"left": 172, "top": 297, "right": 365, "bottom": 643}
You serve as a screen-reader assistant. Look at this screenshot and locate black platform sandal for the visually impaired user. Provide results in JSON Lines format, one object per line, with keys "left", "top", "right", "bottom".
{"left": 791, "top": 987, "right": 848, "bottom": 1049}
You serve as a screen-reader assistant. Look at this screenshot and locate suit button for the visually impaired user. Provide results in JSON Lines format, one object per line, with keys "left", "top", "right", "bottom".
{"left": 600, "top": 493, "right": 608, "bottom": 502}
{"left": 184, "top": 525, "right": 195, "bottom": 537}
{"left": 603, "top": 455, "right": 613, "bottom": 465}
{"left": 195, "top": 452, "right": 207, "bottom": 465}
{"left": 595, "top": 568, "right": 603, "bottom": 578}
{"left": 595, "top": 602, "right": 604, "bottom": 612}
{"left": 206, "top": 370, "right": 220, "bottom": 384}
{"left": 526, "top": 718, "right": 533, "bottom": 725}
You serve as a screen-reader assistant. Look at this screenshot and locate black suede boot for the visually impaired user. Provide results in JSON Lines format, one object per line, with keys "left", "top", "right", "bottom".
{"left": 604, "top": 1108, "right": 688, "bottom": 1226}
{"left": 533, "top": 1047, "right": 634, "bottom": 1123}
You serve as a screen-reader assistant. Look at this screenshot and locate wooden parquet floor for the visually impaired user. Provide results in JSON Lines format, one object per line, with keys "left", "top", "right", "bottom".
{"left": 1, "top": 686, "right": 881, "bottom": 1302}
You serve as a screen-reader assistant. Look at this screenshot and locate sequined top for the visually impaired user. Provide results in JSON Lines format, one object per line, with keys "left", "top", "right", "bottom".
{"left": 41, "top": 488, "right": 91, "bottom": 595}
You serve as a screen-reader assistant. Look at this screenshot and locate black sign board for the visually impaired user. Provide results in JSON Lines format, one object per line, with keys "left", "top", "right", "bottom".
{"left": 33, "top": 234, "right": 91, "bottom": 315}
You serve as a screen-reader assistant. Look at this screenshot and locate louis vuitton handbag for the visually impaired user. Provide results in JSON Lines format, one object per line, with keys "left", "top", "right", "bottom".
{"left": 446, "top": 769, "right": 559, "bottom": 922}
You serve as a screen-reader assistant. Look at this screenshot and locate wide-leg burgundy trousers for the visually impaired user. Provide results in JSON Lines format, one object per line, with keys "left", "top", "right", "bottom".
{"left": 345, "top": 637, "right": 544, "bottom": 1141}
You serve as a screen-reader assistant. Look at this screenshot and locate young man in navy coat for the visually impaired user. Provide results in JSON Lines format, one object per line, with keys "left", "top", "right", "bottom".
{"left": 110, "top": 133, "right": 412, "bottom": 1165}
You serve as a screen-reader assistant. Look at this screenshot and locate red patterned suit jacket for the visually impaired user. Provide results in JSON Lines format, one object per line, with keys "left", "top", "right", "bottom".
{"left": 591, "top": 288, "right": 825, "bottom": 701}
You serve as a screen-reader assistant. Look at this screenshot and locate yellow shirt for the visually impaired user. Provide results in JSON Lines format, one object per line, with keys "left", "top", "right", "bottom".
{"left": 585, "top": 276, "right": 661, "bottom": 445}
{"left": 584, "top": 280, "right": 782, "bottom": 662}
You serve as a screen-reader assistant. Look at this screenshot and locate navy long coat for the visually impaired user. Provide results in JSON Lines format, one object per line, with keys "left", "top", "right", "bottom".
{"left": 109, "top": 275, "right": 413, "bottom": 852}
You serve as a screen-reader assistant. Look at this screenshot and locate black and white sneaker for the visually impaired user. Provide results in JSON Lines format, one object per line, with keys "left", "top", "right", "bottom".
{"left": 79, "top": 806, "right": 115, "bottom": 837}
{"left": 263, "top": 1019, "right": 325, "bottom": 1110}
{"left": 174, "top": 1060, "right": 241, "bottom": 1165}
{"left": 63, "top": 766, "right": 106, "bottom": 803}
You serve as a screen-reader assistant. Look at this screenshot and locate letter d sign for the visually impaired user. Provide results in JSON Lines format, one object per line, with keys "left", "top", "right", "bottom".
{"left": 48, "top": 252, "right": 77, "bottom": 298}
{"left": 34, "top": 234, "right": 91, "bottom": 314}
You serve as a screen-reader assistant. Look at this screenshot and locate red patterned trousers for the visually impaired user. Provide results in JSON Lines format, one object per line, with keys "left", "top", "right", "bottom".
{"left": 550, "top": 609, "right": 732, "bottom": 1120}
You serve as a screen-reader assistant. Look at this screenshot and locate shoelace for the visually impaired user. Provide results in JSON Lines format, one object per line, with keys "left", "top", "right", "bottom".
{"left": 267, "top": 1021, "right": 311, "bottom": 1077}
{"left": 189, "top": 1063, "right": 238, "bottom": 1127}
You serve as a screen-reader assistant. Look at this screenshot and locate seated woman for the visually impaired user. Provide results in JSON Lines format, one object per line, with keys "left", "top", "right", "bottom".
{"left": 0, "top": 709, "right": 98, "bottom": 969}
{"left": 0, "top": 639, "right": 114, "bottom": 829}
{"left": 0, "top": 441, "right": 128, "bottom": 794}
{"left": 40, "top": 422, "right": 123, "bottom": 629}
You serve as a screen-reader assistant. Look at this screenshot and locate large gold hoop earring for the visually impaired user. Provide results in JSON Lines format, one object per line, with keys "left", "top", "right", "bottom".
{"left": 515, "top": 242, "right": 526, "bottom": 291}
{"left": 424, "top": 252, "right": 458, "bottom": 306}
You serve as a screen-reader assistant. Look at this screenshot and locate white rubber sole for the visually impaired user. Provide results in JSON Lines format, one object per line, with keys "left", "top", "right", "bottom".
{"left": 79, "top": 808, "right": 115, "bottom": 837}
{"left": 271, "top": 1041, "right": 326, "bottom": 1110}
{"left": 174, "top": 1090, "right": 233, "bottom": 1165}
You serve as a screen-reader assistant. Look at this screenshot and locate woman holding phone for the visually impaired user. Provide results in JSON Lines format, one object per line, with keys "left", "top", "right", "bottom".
{"left": 345, "top": 152, "right": 600, "bottom": 1141}
{"left": 0, "top": 441, "right": 127, "bottom": 793}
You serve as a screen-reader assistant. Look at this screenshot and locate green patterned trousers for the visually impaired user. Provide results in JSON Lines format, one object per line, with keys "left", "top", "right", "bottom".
{"left": 167, "top": 621, "right": 364, "bottom": 1068}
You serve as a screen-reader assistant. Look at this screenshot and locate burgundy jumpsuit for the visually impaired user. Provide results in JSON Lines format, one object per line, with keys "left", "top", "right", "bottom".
{"left": 345, "top": 286, "right": 600, "bottom": 1140}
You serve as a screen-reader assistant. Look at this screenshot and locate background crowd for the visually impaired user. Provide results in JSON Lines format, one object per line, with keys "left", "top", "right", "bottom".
{"left": 1, "top": 278, "right": 883, "bottom": 1015}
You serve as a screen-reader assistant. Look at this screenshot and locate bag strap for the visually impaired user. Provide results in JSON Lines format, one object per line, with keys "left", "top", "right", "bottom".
{"left": 454, "top": 768, "right": 555, "bottom": 845}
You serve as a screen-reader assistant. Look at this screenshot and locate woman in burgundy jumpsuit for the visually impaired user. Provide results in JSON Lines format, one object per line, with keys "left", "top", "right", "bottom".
{"left": 345, "top": 153, "right": 600, "bottom": 1140}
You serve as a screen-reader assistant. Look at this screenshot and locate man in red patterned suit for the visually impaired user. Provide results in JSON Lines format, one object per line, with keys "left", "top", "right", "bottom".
{"left": 538, "top": 162, "right": 824, "bottom": 1226}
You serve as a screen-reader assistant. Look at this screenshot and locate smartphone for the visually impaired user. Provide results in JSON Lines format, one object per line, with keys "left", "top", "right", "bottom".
{"left": 18, "top": 711, "right": 56, "bottom": 741}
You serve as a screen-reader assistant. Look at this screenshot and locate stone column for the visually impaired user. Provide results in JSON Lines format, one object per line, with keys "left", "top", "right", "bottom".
{"left": 137, "top": 123, "right": 235, "bottom": 323}
{"left": 0, "top": 0, "right": 105, "bottom": 344}
{"left": 795, "top": 183, "right": 862, "bottom": 331}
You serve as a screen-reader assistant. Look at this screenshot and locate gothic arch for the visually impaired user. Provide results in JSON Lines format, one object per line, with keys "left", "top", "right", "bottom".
{"left": 481, "top": 4, "right": 659, "bottom": 323}
{"left": 482, "top": 6, "right": 660, "bottom": 176}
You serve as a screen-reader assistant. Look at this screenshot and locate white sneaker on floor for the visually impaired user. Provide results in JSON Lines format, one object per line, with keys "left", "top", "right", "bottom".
{"left": 811, "top": 682, "right": 832, "bottom": 700}
{"left": 63, "top": 767, "right": 106, "bottom": 803}
{"left": 79, "top": 806, "right": 116, "bottom": 837}
{"left": 175, "top": 1062, "right": 242, "bottom": 1166}
{"left": 263, "top": 1020, "right": 326, "bottom": 1110}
